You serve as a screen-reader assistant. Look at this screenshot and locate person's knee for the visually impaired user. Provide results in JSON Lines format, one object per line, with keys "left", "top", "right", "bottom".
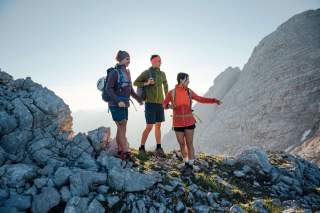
{"left": 117, "top": 120, "right": 127, "bottom": 129}
{"left": 155, "top": 123, "right": 161, "bottom": 129}
{"left": 178, "top": 140, "right": 186, "bottom": 146}
{"left": 185, "top": 139, "right": 194, "bottom": 148}
{"left": 145, "top": 124, "right": 153, "bottom": 132}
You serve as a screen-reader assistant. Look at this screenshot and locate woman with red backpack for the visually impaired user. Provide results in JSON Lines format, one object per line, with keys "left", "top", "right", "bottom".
{"left": 163, "top": 72, "right": 222, "bottom": 174}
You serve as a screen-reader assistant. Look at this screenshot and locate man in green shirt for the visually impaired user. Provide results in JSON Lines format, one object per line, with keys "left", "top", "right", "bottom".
{"left": 134, "top": 55, "right": 168, "bottom": 157}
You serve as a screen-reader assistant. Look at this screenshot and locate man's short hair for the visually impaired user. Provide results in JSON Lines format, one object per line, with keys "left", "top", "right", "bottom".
{"left": 150, "top": 54, "right": 160, "bottom": 61}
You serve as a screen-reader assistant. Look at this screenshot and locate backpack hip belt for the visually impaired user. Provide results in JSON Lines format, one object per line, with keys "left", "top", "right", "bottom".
{"left": 172, "top": 113, "right": 194, "bottom": 117}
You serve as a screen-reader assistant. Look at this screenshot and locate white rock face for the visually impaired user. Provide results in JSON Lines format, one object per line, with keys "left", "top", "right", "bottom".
{"left": 164, "top": 9, "right": 320, "bottom": 155}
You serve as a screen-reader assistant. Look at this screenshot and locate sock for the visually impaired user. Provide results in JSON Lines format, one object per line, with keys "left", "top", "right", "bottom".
{"left": 140, "top": 145, "right": 145, "bottom": 150}
{"left": 183, "top": 158, "right": 189, "bottom": 162}
{"left": 156, "top": 144, "right": 161, "bottom": 149}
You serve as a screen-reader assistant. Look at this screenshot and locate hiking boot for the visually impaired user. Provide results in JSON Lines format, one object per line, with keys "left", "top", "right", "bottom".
{"left": 182, "top": 163, "right": 193, "bottom": 176}
{"left": 155, "top": 147, "right": 166, "bottom": 158}
{"left": 139, "top": 147, "right": 147, "bottom": 158}
{"left": 118, "top": 151, "right": 132, "bottom": 161}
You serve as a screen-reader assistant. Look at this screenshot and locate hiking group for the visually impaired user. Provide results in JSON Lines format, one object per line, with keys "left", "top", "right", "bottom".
{"left": 98, "top": 50, "right": 222, "bottom": 174}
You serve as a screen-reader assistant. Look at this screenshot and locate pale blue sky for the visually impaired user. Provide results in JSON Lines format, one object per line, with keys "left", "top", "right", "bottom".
{"left": 0, "top": 0, "right": 319, "bottom": 111}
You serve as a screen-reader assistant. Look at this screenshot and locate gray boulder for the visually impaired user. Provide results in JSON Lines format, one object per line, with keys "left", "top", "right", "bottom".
{"left": 251, "top": 199, "right": 267, "bottom": 213}
{"left": 74, "top": 152, "right": 98, "bottom": 171}
{"left": 108, "top": 166, "right": 160, "bottom": 192}
{"left": 60, "top": 186, "right": 71, "bottom": 202}
{"left": 33, "top": 177, "right": 48, "bottom": 189}
{"left": 97, "top": 153, "right": 122, "bottom": 170}
{"left": 235, "top": 148, "right": 272, "bottom": 173}
{"left": 53, "top": 167, "right": 72, "bottom": 187}
{"left": 106, "top": 195, "right": 120, "bottom": 208}
{"left": 0, "top": 71, "right": 13, "bottom": 84}
{"left": 0, "top": 130, "right": 33, "bottom": 156}
{"left": 98, "top": 153, "right": 161, "bottom": 192}
{"left": 99, "top": 154, "right": 160, "bottom": 192}
{"left": 32, "top": 187, "right": 61, "bottom": 213}
{"left": 87, "top": 126, "right": 111, "bottom": 152}
{"left": 64, "top": 196, "right": 89, "bottom": 213}
{"left": 12, "top": 98, "right": 33, "bottom": 130}
{"left": 31, "top": 87, "right": 72, "bottom": 132}
{"left": 0, "top": 207, "right": 23, "bottom": 213}
{"left": 87, "top": 199, "right": 104, "bottom": 213}
{"left": 69, "top": 169, "right": 107, "bottom": 197}
{"left": 2, "top": 163, "right": 38, "bottom": 188}
{"left": 0, "top": 111, "right": 17, "bottom": 136}
{"left": 0, "top": 188, "right": 9, "bottom": 202}
{"left": 3, "top": 194, "right": 32, "bottom": 210}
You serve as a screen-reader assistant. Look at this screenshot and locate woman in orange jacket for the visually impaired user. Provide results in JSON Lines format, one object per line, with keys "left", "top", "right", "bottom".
{"left": 163, "top": 72, "right": 221, "bottom": 173}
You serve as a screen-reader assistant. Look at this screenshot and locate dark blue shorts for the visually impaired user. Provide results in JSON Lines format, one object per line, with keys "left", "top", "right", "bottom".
{"left": 145, "top": 103, "right": 165, "bottom": 124}
{"left": 109, "top": 106, "right": 128, "bottom": 122}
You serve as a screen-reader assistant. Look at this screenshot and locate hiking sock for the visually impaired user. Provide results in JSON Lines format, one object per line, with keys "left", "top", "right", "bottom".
{"left": 156, "top": 144, "right": 162, "bottom": 149}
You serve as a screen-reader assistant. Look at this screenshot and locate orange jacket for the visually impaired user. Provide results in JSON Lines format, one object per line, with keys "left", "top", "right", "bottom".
{"left": 163, "top": 84, "right": 220, "bottom": 127}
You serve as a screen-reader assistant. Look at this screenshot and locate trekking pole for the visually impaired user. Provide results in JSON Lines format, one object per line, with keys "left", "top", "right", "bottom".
{"left": 129, "top": 99, "right": 138, "bottom": 111}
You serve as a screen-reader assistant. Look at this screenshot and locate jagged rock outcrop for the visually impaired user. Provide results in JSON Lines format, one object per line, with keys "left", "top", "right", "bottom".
{"left": 0, "top": 71, "right": 160, "bottom": 212}
{"left": 164, "top": 9, "right": 320, "bottom": 157}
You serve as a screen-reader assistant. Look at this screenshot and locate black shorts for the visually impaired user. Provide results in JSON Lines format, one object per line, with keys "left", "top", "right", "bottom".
{"left": 173, "top": 124, "right": 196, "bottom": 132}
{"left": 145, "top": 103, "right": 165, "bottom": 124}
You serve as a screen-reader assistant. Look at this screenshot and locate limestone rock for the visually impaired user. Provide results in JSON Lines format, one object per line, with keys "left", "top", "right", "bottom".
{"left": 31, "top": 187, "right": 61, "bottom": 213}
{"left": 87, "top": 126, "right": 111, "bottom": 152}
{"left": 235, "top": 148, "right": 273, "bottom": 173}
{"left": 2, "top": 163, "right": 38, "bottom": 188}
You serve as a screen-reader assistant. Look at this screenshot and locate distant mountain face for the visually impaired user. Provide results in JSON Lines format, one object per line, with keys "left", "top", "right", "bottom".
{"left": 163, "top": 9, "right": 320, "bottom": 156}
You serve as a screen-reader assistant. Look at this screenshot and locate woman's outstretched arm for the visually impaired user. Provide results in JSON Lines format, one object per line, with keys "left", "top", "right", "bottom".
{"left": 191, "top": 89, "right": 221, "bottom": 105}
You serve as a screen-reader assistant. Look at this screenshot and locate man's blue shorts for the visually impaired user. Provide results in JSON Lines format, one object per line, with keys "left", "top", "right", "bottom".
{"left": 109, "top": 106, "right": 128, "bottom": 122}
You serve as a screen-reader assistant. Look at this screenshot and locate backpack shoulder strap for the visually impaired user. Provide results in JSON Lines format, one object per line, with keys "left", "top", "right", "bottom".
{"left": 172, "top": 88, "right": 176, "bottom": 107}
{"left": 105, "top": 67, "right": 120, "bottom": 89}
{"left": 148, "top": 69, "right": 154, "bottom": 79}
{"left": 187, "top": 88, "right": 192, "bottom": 99}
{"left": 187, "top": 88, "right": 193, "bottom": 110}
{"left": 114, "top": 66, "right": 121, "bottom": 80}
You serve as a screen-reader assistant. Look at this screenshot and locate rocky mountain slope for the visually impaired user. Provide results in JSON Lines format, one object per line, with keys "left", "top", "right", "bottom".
{"left": 163, "top": 9, "right": 320, "bottom": 158}
{"left": 1, "top": 70, "right": 320, "bottom": 212}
